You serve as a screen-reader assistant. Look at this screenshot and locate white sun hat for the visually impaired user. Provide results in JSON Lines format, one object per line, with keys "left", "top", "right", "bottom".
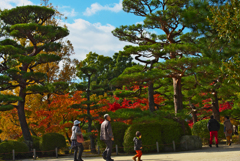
{"left": 74, "top": 120, "right": 81, "bottom": 126}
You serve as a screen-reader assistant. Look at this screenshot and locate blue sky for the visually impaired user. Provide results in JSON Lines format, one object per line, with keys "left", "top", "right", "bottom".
{"left": 1, "top": 0, "right": 146, "bottom": 61}
{"left": 1, "top": 0, "right": 190, "bottom": 63}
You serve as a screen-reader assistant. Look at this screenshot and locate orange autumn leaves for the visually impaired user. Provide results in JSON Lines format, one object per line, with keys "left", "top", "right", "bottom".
{"left": 0, "top": 90, "right": 165, "bottom": 140}
{"left": 33, "top": 91, "right": 85, "bottom": 136}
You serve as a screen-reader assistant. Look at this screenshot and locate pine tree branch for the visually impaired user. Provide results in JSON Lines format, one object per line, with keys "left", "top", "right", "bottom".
{"left": 0, "top": 84, "right": 19, "bottom": 91}
{"left": 135, "top": 54, "right": 152, "bottom": 64}
{"left": 154, "top": 91, "right": 171, "bottom": 100}
{"left": 154, "top": 103, "right": 166, "bottom": 109}
{"left": 153, "top": 84, "right": 163, "bottom": 90}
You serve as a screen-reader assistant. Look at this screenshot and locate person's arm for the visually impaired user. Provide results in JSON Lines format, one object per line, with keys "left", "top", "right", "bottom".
{"left": 140, "top": 139, "right": 142, "bottom": 149}
{"left": 107, "top": 122, "right": 114, "bottom": 139}
{"left": 75, "top": 126, "right": 82, "bottom": 135}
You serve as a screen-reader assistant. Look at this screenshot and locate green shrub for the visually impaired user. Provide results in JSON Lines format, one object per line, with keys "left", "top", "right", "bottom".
{"left": 124, "top": 122, "right": 163, "bottom": 153}
{"left": 159, "top": 119, "right": 184, "bottom": 149}
{"left": 174, "top": 119, "right": 192, "bottom": 136}
{"left": 18, "top": 135, "right": 41, "bottom": 151}
{"left": 40, "top": 133, "right": 66, "bottom": 155}
{"left": 97, "top": 121, "right": 129, "bottom": 153}
{"left": 123, "top": 119, "right": 188, "bottom": 153}
{"left": 192, "top": 119, "right": 225, "bottom": 144}
{"left": 0, "top": 141, "right": 29, "bottom": 160}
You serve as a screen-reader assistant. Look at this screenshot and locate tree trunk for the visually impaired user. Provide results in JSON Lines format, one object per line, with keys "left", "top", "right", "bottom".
{"left": 173, "top": 77, "right": 183, "bottom": 114}
{"left": 148, "top": 82, "right": 155, "bottom": 112}
{"left": 192, "top": 111, "right": 197, "bottom": 124}
{"left": 211, "top": 91, "right": 220, "bottom": 121}
{"left": 87, "top": 75, "right": 96, "bottom": 153}
{"left": 66, "top": 132, "right": 71, "bottom": 144}
{"left": 18, "top": 87, "right": 32, "bottom": 149}
{"left": 88, "top": 119, "right": 96, "bottom": 153}
{"left": 47, "top": 93, "right": 51, "bottom": 129}
{"left": 189, "top": 101, "right": 197, "bottom": 124}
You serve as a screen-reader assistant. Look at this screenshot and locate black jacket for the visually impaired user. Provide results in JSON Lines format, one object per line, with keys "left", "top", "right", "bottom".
{"left": 133, "top": 137, "right": 142, "bottom": 151}
{"left": 207, "top": 119, "right": 220, "bottom": 131}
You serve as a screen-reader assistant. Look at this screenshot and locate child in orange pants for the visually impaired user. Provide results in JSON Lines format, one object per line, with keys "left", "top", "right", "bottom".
{"left": 133, "top": 131, "right": 142, "bottom": 161}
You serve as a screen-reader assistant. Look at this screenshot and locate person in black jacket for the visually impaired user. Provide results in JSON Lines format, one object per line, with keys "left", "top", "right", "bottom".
{"left": 133, "top": 131, "right": 142, "bottom": 161}
{"left": 207, "top": 115, "right": 220, "bottom": 147}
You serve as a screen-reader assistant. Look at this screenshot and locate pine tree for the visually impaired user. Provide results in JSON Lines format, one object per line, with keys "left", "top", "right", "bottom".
{"left": 111, "top": 64, "right": 166, "bottom": 112}
{"left": 208, "top": 0, "right": 240, "bottom": 41}
{"left": 78, "top": 52, "right": 135, "bottom": 94}
{"left": 0, "top": 6, "right": 69, "bottom": 147}
{"left": 113, "top": 0, "right": 208, "bottom": 114}
{"left": 70, "top": 66, "right": 105, "bottom": 153}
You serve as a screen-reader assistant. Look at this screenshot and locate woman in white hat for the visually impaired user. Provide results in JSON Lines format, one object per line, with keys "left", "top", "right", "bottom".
{"left": 71, "top": 120, "right": 84, "bottom": 161}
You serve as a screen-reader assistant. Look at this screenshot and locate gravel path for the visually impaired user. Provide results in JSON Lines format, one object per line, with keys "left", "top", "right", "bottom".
{"left": 20, "top": 144, "right": 240, "bottom": 161}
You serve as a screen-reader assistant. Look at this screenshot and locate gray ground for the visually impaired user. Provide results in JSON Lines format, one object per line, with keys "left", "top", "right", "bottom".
{"left": 20, "top": 144, "right": 240, "bottom": 161}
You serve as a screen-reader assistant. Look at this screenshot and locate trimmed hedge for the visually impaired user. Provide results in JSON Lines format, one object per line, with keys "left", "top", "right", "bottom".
{"left": 124, "top": 122, "right": 163, "bottom": 153}
{"left": 40, "top": 133, "right": 66, "bottom": 155}
{"left": 18, "top": 135, "right": 41, "bottom": 151}
{"left": 97, "top": 122, "right": 129, "bottom": 153}
{"left": 0, "top": 141, "right": 28, "bottom": 160}
{"left": 123, "top": 119, "right": 188, "bottom": 153}
{"left": 192, "top": 119, "right": 225, "bottom": 144}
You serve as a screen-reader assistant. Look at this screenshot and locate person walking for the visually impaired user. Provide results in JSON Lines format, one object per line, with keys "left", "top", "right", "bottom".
{"left": 224, "top": 116, "right": 233, "bottom": 146}
{"left": 71, "top": 120, "right": 84, "bottom": 161}
{"left": 207, "top": 115, "right": 220, "bottom": 147}
{"left": 133, "top": 131, "right": 143, "bottom": 161}
{"left": 100, "top": 114, "right": 114, "bottom": 161}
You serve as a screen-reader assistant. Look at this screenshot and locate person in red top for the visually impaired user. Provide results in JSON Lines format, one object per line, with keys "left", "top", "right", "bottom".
{"left": 207, "top": 115, "right": 220, "bottom": 148}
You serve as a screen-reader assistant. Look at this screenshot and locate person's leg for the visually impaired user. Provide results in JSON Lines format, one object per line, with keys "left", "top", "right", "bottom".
{"left": 137, "top": 150, "right": 142, "bottom": 161}
{"left": 106, "top": 140, "right": 113, "bottom": 160}
{"left": 132, "top": 151, "right": 138, "bottom": 161}
{"left": 226, "top": 136, "right": 231, "bottom": 145}
{"left": 102, "top": 141, "right": 108, "bottom": 160}
{"left": 74, "top": 146, "right": 78, "bottom": 161}
{"left": 78, "top": 143, "right": 84, "bottom": 161}
{"left": 209, "top": 131, "right": 213, "bottom": 147}
{"left": 214, "top": 131, "right": 219, "bottom": 147}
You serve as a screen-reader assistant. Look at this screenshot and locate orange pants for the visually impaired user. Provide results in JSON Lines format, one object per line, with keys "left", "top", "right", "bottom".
{"left": 135, "top": 150, "right": 142, "bottom": 157}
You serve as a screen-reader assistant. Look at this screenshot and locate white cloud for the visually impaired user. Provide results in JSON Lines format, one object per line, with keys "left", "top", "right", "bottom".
{"left": 0, "top": 0, "right": 33, "bottom": 10}
{"left": 136, "top": 21, "right": 144, "bottom": 25}
{"left": 62, "top": 9, "right": 77, "bottom": 17}
{"left": 63, "top": 19, "right": 130, "bottom": 61}
{"left": 83, "top": 0, "right": 122, "bottom": 16}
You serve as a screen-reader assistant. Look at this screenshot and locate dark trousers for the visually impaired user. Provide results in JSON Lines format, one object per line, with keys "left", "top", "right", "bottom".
{"left": 103, "top": 140, "right": 112, "bottom": 159}
{"left": 74, "top": 143, "right": 84, "bottom": 161}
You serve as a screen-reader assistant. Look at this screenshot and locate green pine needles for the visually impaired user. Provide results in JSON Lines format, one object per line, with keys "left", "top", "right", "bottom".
{"left": 0, "top": 5, "right": 70, "bottom": 146}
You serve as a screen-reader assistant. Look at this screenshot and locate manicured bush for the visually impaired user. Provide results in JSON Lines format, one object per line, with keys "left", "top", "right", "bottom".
{"left": 97, "top": 121, "right": 129, "bottom": 153}
{"left": 0, "top": 141, "right": 29, "bottom": 160}
{"left": 173, "top": 119, "right": 192, "bottom": 136}
{"left": 123, "top": 122, "right": 163, "bottom": 153}
{"left": 18, "top": 135, "right": 41, "bottom": 151}
{"left": 192, "top": 119, "right": 225, "bottom": 144}
{"left": 159, "top": 119, "right": 184, "bottom": 150}
{"left": 40, "top": 133, "right": 66, "bottom": 155}
{"left": 123, "top": 118, "right": 188, "bottom": 153}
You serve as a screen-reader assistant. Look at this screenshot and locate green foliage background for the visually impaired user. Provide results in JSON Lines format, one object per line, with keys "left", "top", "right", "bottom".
{"left": 40, "top": 133, "right": 66, "bottom": 155}
{"left": 123, "top": 119, "right": 191, "bottom": 153}
{"left": 0, "top": 141, "right": 28, "bottom": 159}
{"left": 192, "top": 119, "right": 225, "bottom": 144}
{"left": 97, "top": 122, "right": 129, "bottom": 153}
